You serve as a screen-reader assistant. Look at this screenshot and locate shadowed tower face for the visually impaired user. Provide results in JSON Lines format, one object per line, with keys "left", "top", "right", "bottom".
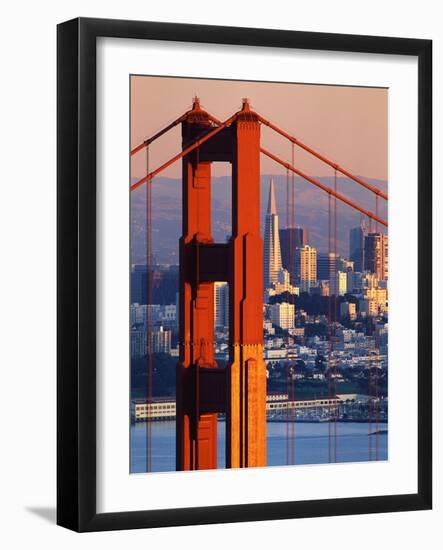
{"left": 263, "top": 179, "right": 282, "bottom": 289}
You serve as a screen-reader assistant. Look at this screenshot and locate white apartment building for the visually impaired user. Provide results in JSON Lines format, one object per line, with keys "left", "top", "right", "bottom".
{"left": 269, "top": 302, "right": 295, "bottom": 330}
{"left": 295, "top": 245, "right": 317, "bottom": 292}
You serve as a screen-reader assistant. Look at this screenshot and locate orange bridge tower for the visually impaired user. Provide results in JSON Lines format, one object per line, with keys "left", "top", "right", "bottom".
{"left": 176, "top": 98, "right": 267, "bottom": 470}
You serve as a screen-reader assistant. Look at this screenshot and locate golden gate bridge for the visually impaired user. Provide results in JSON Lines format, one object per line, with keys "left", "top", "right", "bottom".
{"left": 131, "top": 97, "right": 388, "bottom": 472}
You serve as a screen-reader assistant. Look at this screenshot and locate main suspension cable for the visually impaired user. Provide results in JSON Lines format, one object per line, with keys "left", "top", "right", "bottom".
{"left": 257, "top": 114, "right": 388, "bottom": 201}
{"left": 260, "top": 148, "right": 387, "bottom": 227}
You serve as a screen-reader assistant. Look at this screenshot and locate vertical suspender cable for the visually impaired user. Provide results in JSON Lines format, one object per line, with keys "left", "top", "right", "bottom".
{"left": 333, "top": 169, "right": 338, "bottom": 462}
{"left": 291, "top": 143, "right": 295, "bottom": 465}
{"left": 195, "top": 146, "right": 200, "bottom": 469}
{"left": 195, "top": 243, "right": 200, "bottom": 469}
{"left": 360, "top": 214, "right": 364, "bottom": 273}
{"left": 368, "top": 214, "right": 373, "bottom": 460}
{"left": 285, "top": 169, "right": 293, "bottom": 465}
{"left": 327, "top": 191, "right": 332, "bottom": 463}
{"left": 375, "top": 195, "right": 380, "bottom": 460}
{"left": 146, "top": 146, "right": 153, "bottom": 473}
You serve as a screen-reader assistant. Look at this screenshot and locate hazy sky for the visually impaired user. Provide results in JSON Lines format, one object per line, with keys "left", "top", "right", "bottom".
{"left": 130, "top": 75, "right": 388, "bottom": 183}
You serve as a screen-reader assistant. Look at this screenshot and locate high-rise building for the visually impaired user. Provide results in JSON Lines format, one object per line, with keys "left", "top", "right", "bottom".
{"left": 295, "top": 245, "right": 317, "bottom": 292}
{"left": 131, "top": 264, "right": 148, "bottom": 305}
{"left": 317, "top": 252, "right": 339, "bottom": 281}
{"left": 364, "top": 286, "right": 388, "bottom": 313}
{"left": 269, "top": 302, "right": 295, "bottom": 330}
{"left": 340, "top": 302, "right": 357, "bottom": 321}
{"left": 266, "top": 268, "right": 299, "bottom": 299}
{"left": 130, "top": 303, "right": 176, "bottom": 328}
{"left": 214, "top": 282, "right": 229, "bottom": 329}
{"left": 331, "top": 271, "right": 348, "bottom": 296}
{"left": 347, "top": 270, "right": 363, "bottom": 293}
{"left": 150, "top": 326, "right": 172, "bottom": 354}
{"left": 279, "top": 226, "right": 309, "bottom": 275}
{"left": 349, "top": 226, "right": 366, "bottom": 272}
{"left": 339, "top": 258, "right": 354, "bottom": 272}
{"left": 130, "top": 325, "right": 172, "bottom": 356}
{"left": 263, "top": 179, "right": 282, "bottom": 289}
{"left": 364, "top": 232, "right": 388, "bottom": 280}
{"left": 359, "top": 298, "right": 378, "bottom": 317}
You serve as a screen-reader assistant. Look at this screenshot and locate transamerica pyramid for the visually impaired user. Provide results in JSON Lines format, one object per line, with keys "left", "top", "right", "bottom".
{"left": 263, "top": 178, "right": 282, "bottom": 289}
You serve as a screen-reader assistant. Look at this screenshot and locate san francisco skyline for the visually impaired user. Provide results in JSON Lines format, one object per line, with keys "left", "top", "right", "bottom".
{"left": 130, "top": 78, "right": 389, "bottom": 473}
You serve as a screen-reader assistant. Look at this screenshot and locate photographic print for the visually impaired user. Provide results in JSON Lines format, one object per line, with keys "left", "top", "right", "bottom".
{"left": 129, "top": 76, "right": 388, "bottom": 473}
{"left": 57, "top": 18, "right": 432, "bottom": 531}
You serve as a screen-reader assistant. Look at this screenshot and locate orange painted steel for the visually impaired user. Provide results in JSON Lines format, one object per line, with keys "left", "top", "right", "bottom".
{"left": 227, "top": 101, "right": 267, "bottom": 468}
{"left": 176, "top": 99, "right": 266, "bottom": 471}
{"left": 131, "top": 112, "right": 238, "bottom": 192}
{"left": 131, "top": 112, "right": 191, "bottom": 156}
{"left": 131, "top": 99, "right": 388, "bottom": 472}
{"left": 177, "top": 158, "right": 218, "bottom": 470}
{"left": 131, "top": 99, "right": 222, "bottom": 157}
{"left": 175, "top": 98, "right": 218, "bottom": 471}
{"left": 258, "top": 114, "right": 388, "bottom": 201}
{"left": 260, "top": 147, "right": 388, "bottom": 227}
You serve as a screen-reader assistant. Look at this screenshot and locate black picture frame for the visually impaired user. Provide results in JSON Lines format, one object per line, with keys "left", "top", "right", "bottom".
{"left": 57, "top": 17, "right": 432, "bottom": 532}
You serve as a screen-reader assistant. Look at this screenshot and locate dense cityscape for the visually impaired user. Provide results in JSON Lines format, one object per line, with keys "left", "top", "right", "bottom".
{"left": 130, "top": 178, "right": 388, "bottom": 426}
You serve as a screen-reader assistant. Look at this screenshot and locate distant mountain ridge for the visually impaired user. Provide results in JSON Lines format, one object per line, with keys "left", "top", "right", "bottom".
{"left": 131, "top": 175, "right": 388, "bottom": 265}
